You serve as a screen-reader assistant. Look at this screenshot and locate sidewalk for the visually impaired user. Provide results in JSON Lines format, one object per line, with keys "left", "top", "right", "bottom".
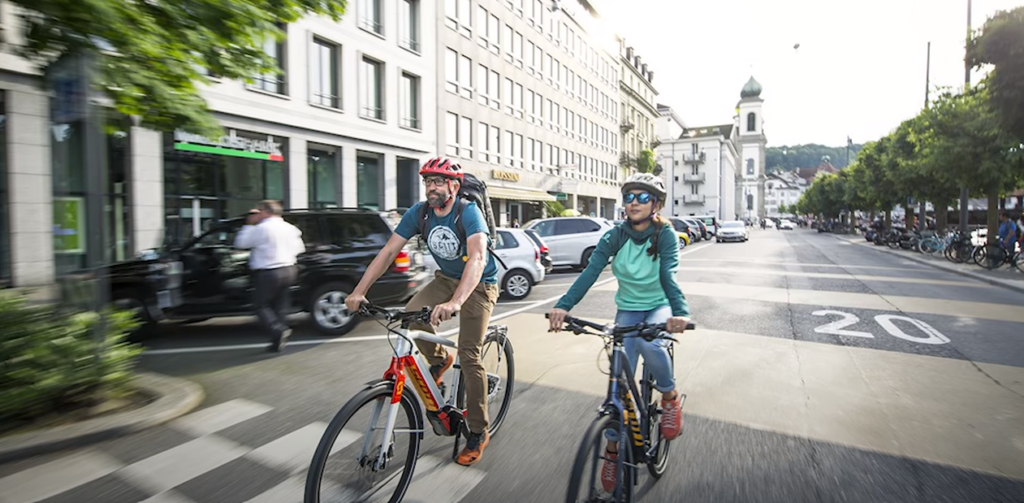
{"left": 830, "top": 233, "right": 1024, "bottom": 295}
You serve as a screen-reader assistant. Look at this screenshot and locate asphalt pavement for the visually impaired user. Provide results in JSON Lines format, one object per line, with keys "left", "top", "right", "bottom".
{"left": 3, "top": 229, "right": 1024, "bottom": 503}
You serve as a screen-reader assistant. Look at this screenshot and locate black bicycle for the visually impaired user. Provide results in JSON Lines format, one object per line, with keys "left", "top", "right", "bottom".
{"left": 548, "top": 314, "right": 695, "bottom": 503}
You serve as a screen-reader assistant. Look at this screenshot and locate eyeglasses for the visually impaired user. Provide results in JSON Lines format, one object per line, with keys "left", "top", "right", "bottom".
{"left": 422, "top": 176, "right": 448, "bottom": 187}
{"left": 622, "top": 192, "right": 655, "bottom": 205}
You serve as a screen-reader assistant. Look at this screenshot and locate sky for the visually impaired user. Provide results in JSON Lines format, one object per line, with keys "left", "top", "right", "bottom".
{"left": 595, "top": 0, "right": 1022, "bottom": 147}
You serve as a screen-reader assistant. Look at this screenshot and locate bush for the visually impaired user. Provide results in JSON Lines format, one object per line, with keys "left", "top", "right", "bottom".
{"left": 0, "top": 294, "right": 142, "bottom": 429}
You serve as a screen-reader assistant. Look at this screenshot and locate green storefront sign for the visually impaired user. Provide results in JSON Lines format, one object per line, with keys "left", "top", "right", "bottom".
{"left": 173, "top": 129, "right": 284, "bottom": 161}
{"left": 53, "top": 197, "right": 85, "bottom": 254}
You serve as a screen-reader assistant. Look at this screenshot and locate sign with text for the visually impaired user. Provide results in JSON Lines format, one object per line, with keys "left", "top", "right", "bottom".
{"left": 491, "top": 169, "right": 520, "bottom": 182}
{"left": 174, "top": 129, "right": 284, "bottom": 161}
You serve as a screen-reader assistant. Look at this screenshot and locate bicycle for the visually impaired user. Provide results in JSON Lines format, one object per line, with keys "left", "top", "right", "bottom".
{"left": 304, "top": 303, "right": 515, "bottom": 503}
{"left": 549, "top": 314, "right": 695, "bottom": 503}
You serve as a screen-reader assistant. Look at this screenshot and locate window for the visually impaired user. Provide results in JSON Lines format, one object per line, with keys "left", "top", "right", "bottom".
{"left": 527, "top": 41, "right": 536, "bottom": 74}
{"left": 514, "top": 134, "right": 523, "bottom": 168}
{"left": 446, "top": 113, "right": 459, "bottom": 156}
{"left": 357, "top": 151, "right": 384, "bottom": 210}
{"left": 400, "top": 72, "right": 420, "bottom": 129}
{"left": 360, "top": 56, "right": 384, "bottom": 120}
{"left": 253, "top": 26, "right": 287, "bottom": 94}
{"left": 513, "top": 31, "right": 524, "bottom": 67}
{"left": 747, "top": 112, "right": 756, "bottom": 132}
{"left": 491, "top": 125, "right": 501, "bottom": 164}
{"left": 478, "top": 122, "right": 490, "bottom": 162}
{"left": 308, "top": 148, "right": 338, "bottom": 208}
{"left": 503, "top": 24, "right": 513, "bottom": 62}
{"left": 400, "top": 0, "right": 420, "bottom": 51}
{"left": 505, "top": 130, "right": 514, "bottom": 166}
{"left": 310, "top": 38, "right": 339, "bottom": 108}
{"left": 459, "top": 54, "right": 473, "bottom": 98}
{"left": 460, "top": 116, "right": 473, "bottom": 158}
{"left": 513, "top": 82, "right": 523, "bottom": 118}
{"left": 488, "top": 69, "right": 500, "bottom": 109}
{"left": 445, "top": 48, "right": 458, "bottom": 94}
{"left": 531, "top": 0, "right": 544, "bottom": 30}
{"left": 504, "top": 78, "right": 513, "bottom": 115}
{"left": 746, "top": 158, "right": 755, "bottom": 175}
{"left": 496, "top": 231, "right": 519, "bottom": 250}
{"left": 445, "top": 0, "right": 472, "bottom": 37}
{"left": 359, "top": 0, "right": 383, "bottom": 35}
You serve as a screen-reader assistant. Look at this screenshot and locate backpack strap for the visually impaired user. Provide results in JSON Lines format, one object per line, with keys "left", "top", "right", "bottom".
{"left": 453, "top": 199, "right": 508, "bottom": 270}
{"left": 417, "top": 203, "right": 431, "bottom": 238}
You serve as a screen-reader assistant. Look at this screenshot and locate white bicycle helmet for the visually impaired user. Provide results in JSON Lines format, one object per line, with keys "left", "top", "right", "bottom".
{"left": 621, "top": 173, "right": 667, "bottom": 200}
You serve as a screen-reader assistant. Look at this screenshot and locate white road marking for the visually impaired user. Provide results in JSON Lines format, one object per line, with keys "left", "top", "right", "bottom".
{"left": 0, "top": 450, "right": 123, "bottom": 503}
{"left": 169, "top": 398, "right": 273, "bottom": 437}
{"left": 244, "top": 422, "right": 360, "bottom": 475}
{"left": 139, "top": 490, "right": 197, "bottom": 503}
{"left": 119, "top": 435, "right": 250, "bottom": 494}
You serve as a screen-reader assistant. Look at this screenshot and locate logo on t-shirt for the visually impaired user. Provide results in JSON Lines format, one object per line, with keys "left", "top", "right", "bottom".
{"left": 428, "top": 226, "right": 461, "bottom": 261}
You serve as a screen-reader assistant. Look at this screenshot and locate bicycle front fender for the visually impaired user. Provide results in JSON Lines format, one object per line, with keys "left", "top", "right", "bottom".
{"left": 359, "top": 379, "right": 426, "bottom": 440}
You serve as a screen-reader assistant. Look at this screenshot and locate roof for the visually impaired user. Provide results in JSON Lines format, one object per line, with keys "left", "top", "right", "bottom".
{"left": 679, "top": 124, "right": 734, "bottom": 140}
{"left": 741, "top": 76, "right": 763, "bottom": 98}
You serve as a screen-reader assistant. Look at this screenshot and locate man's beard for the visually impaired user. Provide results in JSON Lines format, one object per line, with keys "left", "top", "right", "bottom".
{"left": 427, "top": 191, "right": 447, "bottom": 208}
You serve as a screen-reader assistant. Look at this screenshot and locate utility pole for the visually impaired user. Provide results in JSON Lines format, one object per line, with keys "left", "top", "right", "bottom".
{"left": 920, "top": 42, "right": 930, "bottom": 231}
{"left": 958, "top": 0, "right": 972, "bottom": 234}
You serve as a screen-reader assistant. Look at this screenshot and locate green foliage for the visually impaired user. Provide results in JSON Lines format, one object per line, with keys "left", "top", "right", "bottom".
{"left": 0, "top": 294, "right": 142, "bottom": 429}
{"left": 544, "top": 200, "right": 566, "bottom": 217}
{"left": 766, "top": 143, "right": 863, "bottom": 171}
{"left": 636, "top": 150, "right": 657, "bottom": 174}
{"left": 8, "top": 0, "right": 349, "bottom": 136}
{"left": 969, "top": 6, "right": 1024, "bottom": 137}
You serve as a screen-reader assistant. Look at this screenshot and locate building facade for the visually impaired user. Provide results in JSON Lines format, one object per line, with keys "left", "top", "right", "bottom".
{"left": 0, "top": 0, "right": 437, "bottom": 292}
{"left": 765, "top": 169, "right": 807, "bottom": 217}
{"left": 438, "top": 0, "right": 622, "bottom": 225}
{"left": 617, "top": 38, "right": 659, "bottom": 199}
{"left": 736, "top": 76, "right": 767, "bottom": 221}
{"left": 658, "top": 125, "right": 738, "bottom": 221}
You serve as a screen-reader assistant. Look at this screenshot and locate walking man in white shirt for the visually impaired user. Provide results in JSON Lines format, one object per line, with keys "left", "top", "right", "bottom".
{"left": 234, "top": 200, "right": 305, "bottom": 352}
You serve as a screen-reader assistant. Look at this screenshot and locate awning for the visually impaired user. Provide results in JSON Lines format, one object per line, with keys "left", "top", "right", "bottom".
{"left": 488, "top": 186, "right": 557, "bottom": 202}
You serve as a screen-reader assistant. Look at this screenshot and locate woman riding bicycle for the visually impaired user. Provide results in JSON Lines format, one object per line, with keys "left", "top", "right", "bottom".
{"left": 548, "top": 172, "right": 691, "bottom": 491}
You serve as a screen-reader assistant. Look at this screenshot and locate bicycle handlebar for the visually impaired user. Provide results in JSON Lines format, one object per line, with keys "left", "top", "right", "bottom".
{"left": 358, "top": 302, "right": 457, "bottom": 324}
{"left": 544, "top": 313, "right": 695, "bottom": 342}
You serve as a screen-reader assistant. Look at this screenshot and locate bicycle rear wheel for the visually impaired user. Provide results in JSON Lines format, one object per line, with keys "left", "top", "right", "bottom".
{"left": 456, "top": 327, "right": 516, "bottom": 437}
{"left": 565, "top": 416, "right": 634, "bottom": 503}
{"left": 305, "top": 383, "right": 421, "bottom": 503}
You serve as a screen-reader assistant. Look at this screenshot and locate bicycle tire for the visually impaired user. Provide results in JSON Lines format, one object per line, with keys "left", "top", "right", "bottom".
{"left": 565, "top": 416, "right": 635, "bottom": 503}
{"left": 642, "top": 366, "right": 671, "bottom": 479}
{"left": 304, "top": 382, "right": 421, "bottom": 503}
{"left": 455, "top": 328, "right": 516, "bottom": 437}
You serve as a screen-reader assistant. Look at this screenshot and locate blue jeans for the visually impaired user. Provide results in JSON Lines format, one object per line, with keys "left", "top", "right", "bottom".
{"left": 605, "top": 305, "right": 676, "bottom": 442}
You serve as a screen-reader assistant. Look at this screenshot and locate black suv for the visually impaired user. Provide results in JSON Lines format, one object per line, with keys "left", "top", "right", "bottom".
{"left": 114, "top": 208, "right": 429, "bottom": 338}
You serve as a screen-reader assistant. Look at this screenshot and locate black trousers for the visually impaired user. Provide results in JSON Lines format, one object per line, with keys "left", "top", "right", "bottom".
{"left": 252, "top": 266, "right": 297, "bottom": 339}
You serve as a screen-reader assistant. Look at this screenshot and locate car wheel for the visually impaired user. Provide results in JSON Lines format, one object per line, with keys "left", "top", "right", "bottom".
{"left": 309, "top": 281, "right": 359, "bottom": 336}
{"left": 579, "top": 247, "right": 595, "bottom": 270}
{"left": 502, "top": 269, "right": 533, "bottom": 300}
{"left": 113, "top": 293, "right": 158, "bottom": 342}
{"left": 678, "top": 237, "right": 687, "bottom": 249}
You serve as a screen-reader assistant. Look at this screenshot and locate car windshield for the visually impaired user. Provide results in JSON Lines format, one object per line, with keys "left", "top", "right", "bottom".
{"left": 670, "top": 220, "right": 688, "bottom": 232}
{"left": 721, "top": 221, "right": 745, "bottom": 228}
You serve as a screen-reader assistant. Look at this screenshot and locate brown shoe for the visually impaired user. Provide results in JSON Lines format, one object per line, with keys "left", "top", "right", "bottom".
{"left": 429, "top": 352, "right": 455, "bottom": 386}
{"left": 456, "top": 430, "right": 490, "bottom": 466}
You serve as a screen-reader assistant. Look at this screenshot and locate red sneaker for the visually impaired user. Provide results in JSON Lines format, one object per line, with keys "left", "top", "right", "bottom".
{"left": 601, "top": 450, "right": 618, "bottom": 493}
{"left": 660, "top": 395, "right": 683, "bottom": 440}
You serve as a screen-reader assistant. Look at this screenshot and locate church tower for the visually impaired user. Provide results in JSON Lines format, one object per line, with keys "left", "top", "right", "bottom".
{"left": 736, "top": 76, "right": 767, "bottom": 220}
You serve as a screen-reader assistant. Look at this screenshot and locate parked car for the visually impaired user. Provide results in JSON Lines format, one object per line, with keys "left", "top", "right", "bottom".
{"left": 522, "top": 217, "right": 614, "bottom": 270}
{"left": 522, "top": 228, "right": 554, "bottom": 273}
{"left": 690, "top": 215, "right": 719, "bottom": 236}
{"left": 422, "top": 228, "right": 546, "bottom": 300}
{"left": 666, "top": 218, "right": 696, "bottom": 247}
{"left": 716, "top": 220, "right": 750, "bottom": 242}
{"left": 680, "top": 218, "right": 706, "bottom": 241}
{"left": 121, "top": 208, "right": 430, "bottom": 338}
{"left": 779, "top": 219, "right": 796, "bottom": 230}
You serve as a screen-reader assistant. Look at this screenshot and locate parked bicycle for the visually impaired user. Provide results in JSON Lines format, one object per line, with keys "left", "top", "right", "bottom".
{"left": 304, "top": 303, "right": 514, "bottom": 503}
{"left": 549, "top": 313, "right": 695, "bottom": 503}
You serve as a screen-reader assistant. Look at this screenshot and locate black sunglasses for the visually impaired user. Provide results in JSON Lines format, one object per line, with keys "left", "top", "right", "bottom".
{"left": 622, "top": 192, "right": 655, "bottom": 205}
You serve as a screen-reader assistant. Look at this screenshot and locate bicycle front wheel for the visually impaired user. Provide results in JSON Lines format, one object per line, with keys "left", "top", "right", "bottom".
{"left": 565, "top": 416, "right": 634, "bottom": 503}
{"left": 305, "top": 382, "right": 421, "bottom": 503}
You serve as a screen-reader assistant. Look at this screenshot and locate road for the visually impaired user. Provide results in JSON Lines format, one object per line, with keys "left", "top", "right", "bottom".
{"left": 3, "top": 228, "right": 1024, "bottom": 503}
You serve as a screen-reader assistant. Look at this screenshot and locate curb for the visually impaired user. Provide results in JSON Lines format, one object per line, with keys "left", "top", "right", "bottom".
{"left": 828, "top": 233, "right": 1024, "bottom": 295}
{"left": 0, "top": 372, "right": 205, "bottom": 464}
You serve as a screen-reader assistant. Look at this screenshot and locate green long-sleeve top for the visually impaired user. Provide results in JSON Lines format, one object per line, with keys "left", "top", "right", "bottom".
{"left": 554, "top": 222, "right": 690, "bottom": 317}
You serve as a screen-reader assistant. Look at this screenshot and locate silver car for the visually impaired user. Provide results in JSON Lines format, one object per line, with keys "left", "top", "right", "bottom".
{"left": 716, "top": 220, "right": 749, "bottom": 242}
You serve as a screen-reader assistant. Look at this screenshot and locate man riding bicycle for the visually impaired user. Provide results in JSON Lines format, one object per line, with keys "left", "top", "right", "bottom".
{"left": 345, "top": 157, "right": 499, "bottom": 466}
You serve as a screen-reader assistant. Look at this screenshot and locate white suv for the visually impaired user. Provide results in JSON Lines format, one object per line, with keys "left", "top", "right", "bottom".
{"left": 523, "top": 217, "right": 613, "bottom": 271}
{"left": 422, "top": 228, "right": 546, "bottom": 300}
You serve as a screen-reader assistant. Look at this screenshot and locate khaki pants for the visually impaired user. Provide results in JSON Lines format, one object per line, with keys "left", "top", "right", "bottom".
{"left": 406, "top": 271, "right": 499, "bottom": 433}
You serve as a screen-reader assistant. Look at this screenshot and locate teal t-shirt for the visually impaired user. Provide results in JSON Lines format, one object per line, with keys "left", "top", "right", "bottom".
{"left": 395, "top": 201, "right": 498, "bottom": 284}
{"left": 612, "top": 237, "right": 670, "bottom": 311}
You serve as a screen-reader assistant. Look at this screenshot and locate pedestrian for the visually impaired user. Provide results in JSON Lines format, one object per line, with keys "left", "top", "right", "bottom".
{"left": 234, "top": 200, "right": 305, "bottom": 352}
{"left": 511, "top": 218, "right": 520, "bottom": 228}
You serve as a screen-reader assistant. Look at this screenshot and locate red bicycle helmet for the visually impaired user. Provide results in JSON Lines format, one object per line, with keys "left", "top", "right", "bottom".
{"left": 419, "top": 157, "right": 464, "bottom": 180}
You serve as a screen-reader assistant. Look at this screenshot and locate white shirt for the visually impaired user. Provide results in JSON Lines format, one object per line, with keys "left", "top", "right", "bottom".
{"left": 233, "top": 217, "right": 305, "bottom": 270}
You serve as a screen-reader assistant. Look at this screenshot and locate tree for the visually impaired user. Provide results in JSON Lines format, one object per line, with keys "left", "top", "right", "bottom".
{"left": 636, "top": 149, "right": 657, "bottom": 174}
{"left": 8, "top": 0, "right": 348, "bottom": 136}
{"left": 766, "top": 143, "right": 864, "bottom": 171}
{"left": 969, "top": 6, "right": 1024, "bottom": 138}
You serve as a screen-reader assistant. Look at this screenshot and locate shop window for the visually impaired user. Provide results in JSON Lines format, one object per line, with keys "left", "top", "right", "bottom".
{"left": 357, "top": 151, "right": 383, "bottom": 210}
{"left": 309, "top": 147, "right": 339, "bottom": 208}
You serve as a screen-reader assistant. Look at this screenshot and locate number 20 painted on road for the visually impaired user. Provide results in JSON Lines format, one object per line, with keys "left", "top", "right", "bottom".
{"left": 811, "top": 310, "right": 951, "bottom": 345}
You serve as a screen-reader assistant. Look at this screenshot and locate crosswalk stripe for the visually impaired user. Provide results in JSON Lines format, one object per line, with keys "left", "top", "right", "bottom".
{"left": 677, "top": 266, "right": 989, "bottom": 287}
{"left": 169, "top": 398, "right": 273, "bottom": 437}
{"left": 372, "top": 455, "right": 486, "bottom": 503}
{"left": 680, "top": 258, "right": 927, "bottom": 271}
{"left": 243, "top": 474, "right": 305, "bottom": 503}
{"left": 0, "top": 450, "right": 123, "bottom": 503}
{"left": 119, "top": 435, "right": 250, "bottom": 495}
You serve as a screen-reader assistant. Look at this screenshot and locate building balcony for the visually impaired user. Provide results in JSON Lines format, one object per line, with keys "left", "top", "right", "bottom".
{"left": 683, "top": 194, "right": 705, "bottom": 204}
{"left": 683, "top": 173, "right": 705, "bottom": 184}
{"left": 620, "top": 120, "right": 635, "bottom": 133}
{"left": 683, "top": 152, "right": 706, "bottom": 164}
